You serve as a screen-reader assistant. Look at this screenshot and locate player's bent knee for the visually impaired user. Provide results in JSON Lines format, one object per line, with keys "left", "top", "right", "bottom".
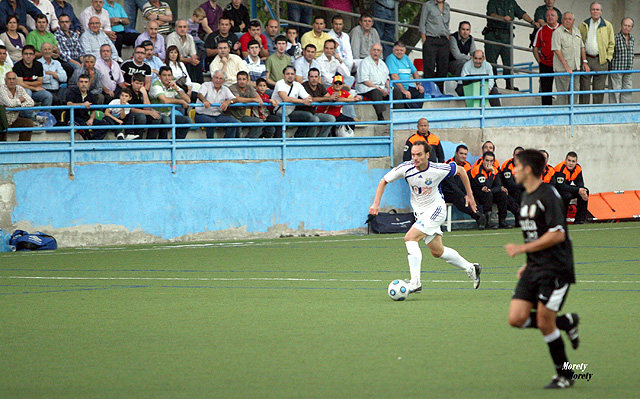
{"left": 430, "top": 247, "right": 444, "bottom": 258}
{"left": 508, "top": 314, "right": 527, "bottom": 328}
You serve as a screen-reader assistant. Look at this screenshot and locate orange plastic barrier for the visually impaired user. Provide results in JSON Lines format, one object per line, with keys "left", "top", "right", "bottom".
{"left": 588, "top": 190, "right": 640, "bottom": 221}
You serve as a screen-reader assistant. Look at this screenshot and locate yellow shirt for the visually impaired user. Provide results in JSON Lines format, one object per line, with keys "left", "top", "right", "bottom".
{"left": 300, "top": 31, "right": 333, "bottom": 58}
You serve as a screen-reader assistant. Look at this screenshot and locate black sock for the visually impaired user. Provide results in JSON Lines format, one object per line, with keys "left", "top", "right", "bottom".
{"left": 545, "top": 330, "right": 572, "bottom": 379}
{"left": 523, "top": 311, "right": 537, "bottom": 328}
{"left": 556, "top": 314, "right": 570, "bottom": 331}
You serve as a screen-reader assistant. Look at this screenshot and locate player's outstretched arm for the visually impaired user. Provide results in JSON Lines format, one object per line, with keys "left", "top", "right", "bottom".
{"left": 504, "top": 229, "right": 566, "bottom": 257}
{"left": 369, "top": 178, "right": 388, "bottom": 215}
{"left": 456, "top": 167, "right": 478, "bottom": 214}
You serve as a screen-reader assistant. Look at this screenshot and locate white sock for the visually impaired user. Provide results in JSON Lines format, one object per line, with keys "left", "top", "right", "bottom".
{"left": 544, "top": 328, "right": 561, "bottom": 343}
{"left": 439, "top": 246, "right": 473, "bottom": 271}
{"left": 405, "top": 241, "right": 422, "bottom": 285}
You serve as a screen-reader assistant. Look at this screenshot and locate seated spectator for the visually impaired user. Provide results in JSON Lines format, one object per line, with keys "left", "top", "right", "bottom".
{"left": 79, "top": 0, "right": 117, "bottom": 42}
{"left": 244, "top": 39, "right": 266, "bottom": 86}
{"left": 25, "top": 14, "right": 59, "bottom": 58}
{"left": 239, "top": 20, "right": 268, "bottom": 59}
{"left": 66, "top": 73, "right": 110, "bottom": 139}
{"left": 125, "top": 72, "right": 161, "bottom": 139}
{"left": 402, "top": 118, "right": 444, "bottom": 162}
{"left": 355, "top": 43, "right": 389, "bottom": 121}
{"left": 265, "top": 35, "right": 290, "bottom": 88}
{"left": 457, "top": 50, "right": 502, "bottom": 107}
{"left": 37, "top": 42, "right": 65, "bottom": 106}
{"left": 95, "top": 43, "right": 126, "bottom": 103}
{"left": 251, "top": 77, "right": 279, "bottom": 137}
{"left": 387, "top": 41, "right": 424, "bottom": 109}
{"left": 54, "top": 13, "right": 83, "bottom": 78}
{"left": 148, "top": 66, "right": 192, "bottom": 139}
{"left": 0, "top": 71, "right": 34, "bottom": 141}
{"left": 80, "top": 16, "right": 118, "bottom": 62}
{"left": 317, "top": 74, "right": 361, "bottom": 136}
{"left": 328, "top": 14, "right": 353, "bottom": 73}
{"left": 223, "top": 0, "right": 249, "bottom": 35}
{"left": 104, "top": 0, "right": 138, "bottom": 57}
{"left": 142, "top": 39, "right": 163, "bottom": 81}
{"left": 293, "top": 43, "right": 320, "bottom": 83}
{"left": 165, "top": 45, "right": 195, "bottom": 102}
{"left": 0, "top": 15, "right": 26, "bottom": 63}
{"left": 13, "top": 44, "right": 53, "bottom": 107}
{"left": 209, "top": 40, "right": 248, "bottom": 87}
{"left": 350, "top": 12, "right": 380, "bottom": 70}
{"left": 205, "top": 17, "right": 240, "bottom": 65}
{"left": 317, "top": 38, "right": 351, "bottom": 88}
{"left": 103, "top": 87, "right": 136, "bottom": 139}
{"left": 554, "top": 151, "right": 589, "bottom": 224}
{"left": 26, "top": 0, "right": 59, "bottom": 32}
{"left": 469, "top": 151, "right": 511, "bottom": 229}
{"left": 300, "top": 16, "right": 332, "bottom": 59}
{"left": 449, "top": 21, "right": 476, "bottom": 77}
{"left": 198, "top": 0, "right": 222, "bottom": 39}
{"left": 188, "top": 7, "right": 209, "bottom": 51}
{"left": 142, "top": 0, "right": 173, "bottom": 36}
{"left": 297, "top": 67, "right": 335, "bottom": 137}
{"left": 195, "top": 69, "right": 239, "bottom": 138}
{"left": 134, "top": 20, "right": 165, "bottom": 60}
{"left": 263, "top": 19, "right": 280, "bottom": 56}
{"left": 52, "top": 0, "right": 82, "bottom": 34}
{"left": 540, "top": 149, "right": 556, "bottom": 184}
{"left": 166, "top": 19, "right": 202, "bottom": 83}
{"left": 121, "top": 44, "right": 151, "bottom": 88}
{"left": 0, "top": 46, "right": 13, "bottom": 85}
{"left": 0, "top": 0, "right": 41, "bottom": 34}
{"left": 228, "top": 70, "right": 263, "bottom": 138}
{"left": 285, "top": 26, "right": 301, "bottom": 62}
{"left": 68, "top": 53, "right": 104, "bottom": 104}
{"left": 271, "top": 65, "right": 316, "bottom": 138}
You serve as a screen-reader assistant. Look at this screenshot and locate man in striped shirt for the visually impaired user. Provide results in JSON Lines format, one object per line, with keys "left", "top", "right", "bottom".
{"left": 609, "top": 17, "right": 635, "bottom": 103}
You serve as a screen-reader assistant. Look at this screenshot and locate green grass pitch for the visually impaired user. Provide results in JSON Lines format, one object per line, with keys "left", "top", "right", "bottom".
{"left": 1, "top": 222, "right": 639, "bottom": 398}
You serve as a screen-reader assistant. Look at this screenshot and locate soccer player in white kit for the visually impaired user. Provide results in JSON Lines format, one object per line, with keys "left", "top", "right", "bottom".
{"left": 370, "top": 141, "right": 482, "bottom": 292}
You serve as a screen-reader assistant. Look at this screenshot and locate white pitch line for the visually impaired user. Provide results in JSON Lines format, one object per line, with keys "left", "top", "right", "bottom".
{"left": 1, "top": 276, "right": 639, "bottom": 284}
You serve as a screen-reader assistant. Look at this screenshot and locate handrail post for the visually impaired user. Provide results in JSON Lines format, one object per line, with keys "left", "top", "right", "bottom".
{"left": 69, "top": 107, "right": 75, "bottom": 177}
{"left": 389, "top": 84, "right": 394, "bottom": 167}
{"left": 480, "top": 77, "right": 486, "bottom": 136}
{"left": 570, "top": 72, "right": 575, "bottom": 137}
{"left": 171, "top": 106, "right": 177, "bottom": 173}
{"left": 281, "top": 103, "right": 287, "bottom": 170}
{"left": 509, "top": 21, "right": 514, "bottom": 88}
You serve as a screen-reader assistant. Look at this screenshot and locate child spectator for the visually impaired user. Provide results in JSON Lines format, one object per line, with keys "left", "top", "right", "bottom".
{"left": 252, "top": 77, "right": 280, "bottom": 138}
{"left": 104, "top": 88, "right": 138, "bottom": 140}
{"left": 317, "top": 74, "right": 361, "bottom": 135}
{"left": 285, "top": 26, "right": 302, "bottom": 62}
{"left": 189, "top": 7, "right": 208, "bottom": 53}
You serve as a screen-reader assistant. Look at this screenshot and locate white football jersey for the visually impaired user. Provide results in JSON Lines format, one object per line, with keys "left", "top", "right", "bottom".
{"left": 384, "top": 161, "right": 457, "bottom": 215}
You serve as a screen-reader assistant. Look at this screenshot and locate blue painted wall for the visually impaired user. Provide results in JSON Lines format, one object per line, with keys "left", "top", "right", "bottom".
{"left": 9, "top": 160, "right": 411, "bottom": 239}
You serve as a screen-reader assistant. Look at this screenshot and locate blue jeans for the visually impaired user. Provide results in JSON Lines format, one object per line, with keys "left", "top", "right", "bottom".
{"left": 287, "top": 110, "right": 316, "bottom": 138}
{"left": 373, "top": 2, "right": 395, "bottom": 59}
{"left": 148, "top": 114, "right": 192, "bottom": 139}
{"left": 24, "top": 88, "right": 53, "bottom": 107}
{"left": 124, "top": 0, "right": 148, "bottom": 31}
{"left": 314, "top": 113, "right": 335, "bottom": 137}
{"left": 195, "top": 113, "right": 240, "bottom": 138}
{"left": 288, "top": 2, "right": 313, "bottom": 34}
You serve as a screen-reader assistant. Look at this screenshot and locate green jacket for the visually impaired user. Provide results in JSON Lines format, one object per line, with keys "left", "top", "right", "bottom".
{"left": 578, "top": 18, "right": 615, "bottom": 65}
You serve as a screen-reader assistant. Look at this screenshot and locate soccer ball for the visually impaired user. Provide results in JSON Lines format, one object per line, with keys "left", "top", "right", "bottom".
{"left": 388, "top": 279, "right": 409, "bottom": 301}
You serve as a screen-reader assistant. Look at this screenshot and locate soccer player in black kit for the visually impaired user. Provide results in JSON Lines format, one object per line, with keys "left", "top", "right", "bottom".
{"left": 504, "top": 149, "right": 580, "bottom": 389}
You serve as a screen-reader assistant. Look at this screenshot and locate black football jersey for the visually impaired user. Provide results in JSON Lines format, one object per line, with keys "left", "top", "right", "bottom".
{"left": 519, "top": 183, "right": 575, "bottom": 283}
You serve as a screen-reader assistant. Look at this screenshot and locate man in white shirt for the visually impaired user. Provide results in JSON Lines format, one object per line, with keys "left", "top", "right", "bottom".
{"left": 79, "top": 0, "right": 116, "bottom": 42}
{"left": 271, "top": 65, "right": 315, "bottom": 137}
{"left": 209, "top": 40, "right": 249, "bottom": 87}
{"left": 316, "top": 39, "right": 352, "bottom": 88}
{"left": 293, "top": 43, "right": 320, "bottom": 83}
{"left": 27, "top": 0, "right": 59, "bottom": 32}
{"left": 356, "top": 43, "right": 389, "bottom": 121}
{"left": 195, "top": 69, "right": 240, "bottom": 138}
{"left": 328, "top": 14, "right": 353, "bottom": 73}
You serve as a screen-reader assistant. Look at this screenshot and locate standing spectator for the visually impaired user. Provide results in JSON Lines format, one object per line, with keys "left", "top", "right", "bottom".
{"left": 37, "top": 41, "right": 65, "bottom": 104}
{"left": 142, "top": 0, "right": 172, "bottom": 36}
{"left": 265, "top": 35, "right": 291, "bottom": 88}
{"left": 554, "top": 151, "right": 589, "bottom": 223}
{"left": 0, "top": 15, "right": 26, "bottom": 63}
{"left": 316, "top": 38, "right": 351, "bottom": 88}
{"left": 195, "top": 69, "right": 239, "bottom": 138}
{"left": 209, "top": 40, "right": 248, "bottom": 87}
{"left": 317, "top": 74, "right": 361, "bottom": 136}
{"left": 244, "top": 39, "right": 266, "bottom": 86}
{"left": 387, "top": 41, "right": 424, "bottom": 109}
{"left": 533, "top": 0, "right": 561, "bottom": 27}
{"left": 609, "top": 18, "right": 635, "bottom": 104}
{"left": 198, "top": 0, "right": 222, "bottom": 39}
{"left": 298, "top": 67, "right": 336, "bottom": 137}
{"left": 121, "top": 44, "right": 151, "bottom": 88}
{"left": 300, "top": 16, "right": 332, "bottom": 59}
{"left": 104, "top": 0, "right": 138, "bottom": 57}
{"left": 165, "top": 45, "right": 195, "bottom": 102}
{"left": 578, "top": 1, "right": 614, "bottom": 104}
{"left": 355, "top": 43, "right": 389, "bottom": 121}
{"left": 80, "top": 16, "right": 117, "bottom": 62}
{"left": 228, "top": 70, "right": 264, "bottom": 138}
{"left": 321, "top": 0, "right": 353, "bottom": 31}
{"left": 0, "top": 71, "right": 33, "bottom": 140}
{"left": 26, "top": 0, "right": 59, "bottom": 32}
{"left": 222, "top": 0, "right": 249, "bottom": 35}
{"left": 263, "top": 19, "right": 280, "bottom": 56}
{"left": 533, "top": 9, "right": 560, "bottom": 105}
{"left": 148, "top": 66, "right": 192, "bottom": 139}
{"left": 68, "top": 53, "right": 104, "bottom": 104}
{"left": 134, "top": 20, "right": 165, "bottom": 60}
{"left": 0, "top": 0, "right": 41, "bottom": 34}
{"left": 25, "top": 14, "right": 59, "bottom": 58}
{"left": 239, "top": 20, "right": 268, "bottom": 59}
{"left": 166, "top": 19, "right": 202, "bottom": 83}
{"left": 0, "top": 46, "right": 14, "bottom": 84}
{"left": 287, "top": 0, "right": 312, "bottom": 35}
{"left": 449, "top": 21, "right": 476, "bottom": 77}
{"left": 271, "top": 65, "right": 316, "bottom": 138}
{"left": 79, "top": 0, "right": 117, "bottom": 42}
{"left": 293, "top": 43, "right": 319, "bottom": 83}
{"left": 373, "top": 0, "right": 395, "bottom": 58}
{"left": 95, "top": 43, "right": 126, "bottom": 103}
{"left": 13, "top": 44, "right": 53, "bottom": 107}
{"left": 350, "top": 13, "right": 380, "bottom": 70}
{"left": 205, "top": 17, "right": 240, "bottom": 65}
{"left": 54, "top": 13, "right": 83, "bottom": 78}
{"left": 66, "top": 73, "right": 109, "bottom": 139}
{"left": 420, "top": 0, "right": 450, "bottom": 93}
{"left": 53, "top": 0, "right": 82, "bottom": 34}
{"left": 123, "top": 0, "right": 147, "bottom": 31}
{"left": 552, "top": 12, "right": 589, "bottom": 105}
{"left": 485, "top": 0, "right": 536, "bottom": 90}
{"left": 328, "top": 14, "right": 353, "bottom": 73}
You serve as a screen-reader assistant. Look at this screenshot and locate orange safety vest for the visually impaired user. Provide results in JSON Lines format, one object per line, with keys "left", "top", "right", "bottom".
{"left": 473, "top": 157, "right": 500, "bottom": 174}
{"left": 445, "top": 157, "right": 471, "bottom": 172}
{"left": 554, "top": 161, "right": 582, "bottom": 184}
{"left": 541, "top": 164, "right": 555, "bottom": 183}
{"left": 407, "top": 132, "right": 440, "bottom": 147}
{"left": 469, "top": 161, "right": 496, "bottom": 185}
